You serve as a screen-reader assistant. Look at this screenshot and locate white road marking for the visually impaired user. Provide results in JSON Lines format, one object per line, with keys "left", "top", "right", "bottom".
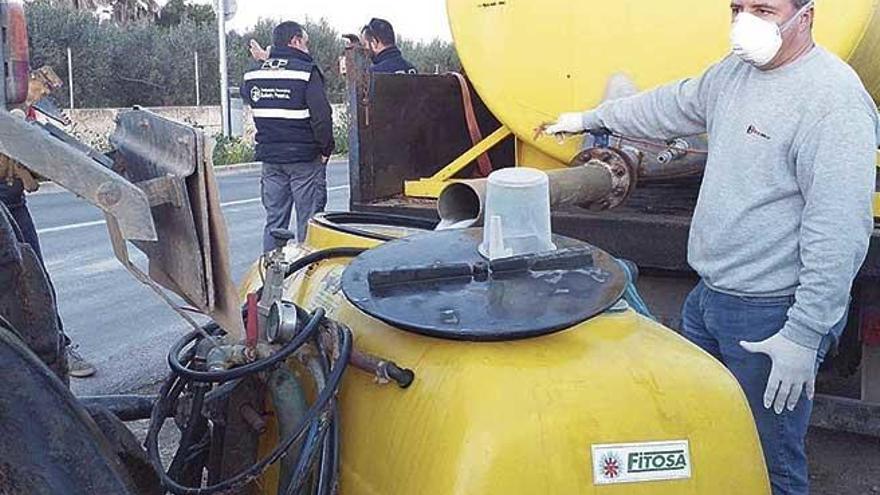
{"left": 37, "top": 219, "right": 107, "bottom": 235}
{"left": 37, "top": 186, "right": 349, "bottom": 235}
{"left": 38, "top": 197, "right": 262, "bottom": 234}
{"left": 219, "top": 197, "right": 261, "bottom": 207}
{"left": 37, "top": 183, "right": 349, "bottom": 235}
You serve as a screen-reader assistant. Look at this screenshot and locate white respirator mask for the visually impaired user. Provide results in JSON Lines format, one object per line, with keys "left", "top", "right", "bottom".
{"left": 730, "top": 1, "right": 814, "bottom": 67}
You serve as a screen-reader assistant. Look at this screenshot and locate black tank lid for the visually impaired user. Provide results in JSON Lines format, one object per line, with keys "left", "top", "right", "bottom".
{"left": 341, "top": 229, "right": 626, "bottom": 342}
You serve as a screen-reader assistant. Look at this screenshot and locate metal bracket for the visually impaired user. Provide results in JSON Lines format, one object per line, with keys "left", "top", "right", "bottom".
{"left": 874, "top": 150, "right": 880, "bottom": 218}
{"left": 137, "top": 176, "right": 186, "bottom": 208}
{"left": 0, "top": 110, "right": 155, "bottom": 241}
{"left": 106, "top": 214, "right": 220, "bottom": 344}
{"left": 107, "top": 108, "right": 244, "bottom": 338}
{"left": 404, "top": 125, "right": 512, "bottom": 199}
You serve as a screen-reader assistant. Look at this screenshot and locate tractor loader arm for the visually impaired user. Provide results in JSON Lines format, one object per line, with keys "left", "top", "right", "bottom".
{"left": 0, "top": 109, "right": 157, "bottom": 241}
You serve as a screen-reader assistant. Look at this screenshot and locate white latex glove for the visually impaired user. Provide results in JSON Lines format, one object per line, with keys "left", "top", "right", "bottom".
{"left": 543, "top": 112, "right": 586, "bottom": 136}
{"left": 740, "top": 333, "right": 818, "bottom": 414}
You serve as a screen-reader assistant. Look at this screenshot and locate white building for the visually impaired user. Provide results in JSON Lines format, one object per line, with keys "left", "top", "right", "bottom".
{"left": 61, "top": 0, "right": 160, "bottom": 23}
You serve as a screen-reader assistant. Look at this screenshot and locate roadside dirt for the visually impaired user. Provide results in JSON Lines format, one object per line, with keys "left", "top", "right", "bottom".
{"left": 809, "top": 428, "right": 880, "bottom": 495}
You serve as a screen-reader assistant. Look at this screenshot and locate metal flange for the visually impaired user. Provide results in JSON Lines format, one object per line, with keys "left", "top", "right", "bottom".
{"left": 570, "top": 146, "right": 639, "bottom": 211}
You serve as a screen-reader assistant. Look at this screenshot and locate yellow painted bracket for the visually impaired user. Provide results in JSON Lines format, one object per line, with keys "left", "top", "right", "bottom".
{"left": 875, "top": 151, "right": 880, "bottom": 218}
{"left": 405, "top": 125, "right": 512, "bottom": 199}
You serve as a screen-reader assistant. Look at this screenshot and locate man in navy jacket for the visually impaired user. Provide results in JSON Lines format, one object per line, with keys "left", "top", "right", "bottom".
{"left": 241, "top": 21, "right": 335, "bottom": 251}
{"left": 361, "top": 18, "right": 417, "bottom": 74}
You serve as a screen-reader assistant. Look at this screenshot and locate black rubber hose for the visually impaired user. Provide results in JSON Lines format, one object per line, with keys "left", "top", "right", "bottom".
{"left": 313, "top": 424, "right": 335, "bottom": 494}
{"left": 167, "top": 383, "right": 208, "bottom": 479}
{"left": 151, "top": 247, "right": 364, "bottom": 494}
{"left": 283, "top": 334, "right": 333, "bottom": 495}
{"left": 284, "top": 247, "right": 367, "bottom": 279}
{"left": 168, "top": 308, "right": 325, "bottom": 383}
{"left": 170, "top": 324, "right": 349, "bottom": 495}
{"left": 314, "top": 212, "right": 437, "bottom": 242}
{"left": 315, "top": 328, "right": 339, "bottom": 495}
{"left": 282, "top": 420, "right": 322, "bottom": 495}
{"left": 150, "top": 322, "right": 353, "bottom": 495}
{"left": 168, "top": 247, "right": 367, "bottom": 383}
{"left": 145, "top": 358, "right": 194, "bottom": 482}
{"left": 251, "top": 246, "right": 365, "bottom": 311}
{"left": 202, "top": 378, "right": 242, "bottom": 404}
{"left": 314, "top": 333, "right": 341, "bottom": 495}
{"left": 331, "top": 412, "right": 341, "bottom": 490}
{"left": 386, "top": 362, "right": 416, "bottom": 389}
{"left": 316, "top": 404, "right": 338, "bottom": 495}
{"left": 314, "top": 336, "right": 338, "bottom": 495}
{"left": 315, "top": 345, "right": 337, "bottom": 495}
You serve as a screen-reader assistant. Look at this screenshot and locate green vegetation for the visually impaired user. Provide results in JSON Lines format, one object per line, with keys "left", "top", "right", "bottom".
{"left": 212, "top": 135, "right": 255, "bottom": 166}
{"left": 333, "top": 106, "right": 351, "bottom": 156}
{"left": 156, "top": 0, "right": 215, "bottom": 28}
{"left": 26, "top": 0, "right": 460, "bottom": 108}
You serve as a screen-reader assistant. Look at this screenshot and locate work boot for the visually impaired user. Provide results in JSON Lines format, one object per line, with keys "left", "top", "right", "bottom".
{"left": 66, "top": 345, "right": 96, "bottom": 378}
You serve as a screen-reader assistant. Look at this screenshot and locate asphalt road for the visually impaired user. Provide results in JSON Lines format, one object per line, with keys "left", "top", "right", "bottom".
{"left": 28, "top": 161, "right": 350, "bottom": 396}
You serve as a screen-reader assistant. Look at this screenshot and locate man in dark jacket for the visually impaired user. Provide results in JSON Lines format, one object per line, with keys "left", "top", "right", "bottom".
{"left": 0, "top": 67, "right": 95, "bottom": 379}
{"left": 241, "top": 21, "right": 335, "bottom": 251}
{"left": 361, "top": 18, "right": 417, "bottom": 74}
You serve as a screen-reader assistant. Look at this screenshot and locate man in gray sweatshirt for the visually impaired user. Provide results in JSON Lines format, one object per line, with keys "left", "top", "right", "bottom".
{"left": 545, "top": 0, "right": 878, "bottom": 493}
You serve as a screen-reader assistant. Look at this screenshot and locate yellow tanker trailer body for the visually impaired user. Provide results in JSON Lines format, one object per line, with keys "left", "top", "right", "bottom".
{"left": 447, "top": 0, "right": 880, "bottom": 170}
{"left": 237, "top": 1, "right": 880, "bottom": 493}
{"left": 241, "top": 215, "right": 770, "bottom": 494}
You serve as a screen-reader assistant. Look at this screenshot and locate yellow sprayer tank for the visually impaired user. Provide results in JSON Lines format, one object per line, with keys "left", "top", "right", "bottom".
{"left": 447, "top": 0, "right": 880, "bottom": 168}
{"left": 242, "top": 215, "right": 771, "bottom": 494}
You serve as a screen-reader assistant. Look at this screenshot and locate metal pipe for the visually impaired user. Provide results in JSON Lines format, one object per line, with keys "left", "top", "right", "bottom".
{"left": 638, "top": 135, "right": 708, "bottom": 181}
{"left": 436, "top": 132, "right": 709, "bottom": 226}
{"left": 436, "top": 180, "right": 486, "bottom": 230}
{"left": 268, "top": 366, "right": 309, "bottom": 493}
{"left": 435, "top": 160, "right": 618, "bottom": 229}
{"left": 66, "top": 46, "right": 74, "bottom": 110}
{"left": 215, "top": 0, "right": 230, "bottom": 136}
{"left": 546, "top": 162, "right": 614, "bottom": 208}
{"left": 78, "top": 394, "right": 161, "bottom": 422}
{"left": 194, "top": 51, "right": 201, "bottom": 107}
{"left": 349, "top": 349, "right": 415, "bottom": 388}
{"left": 240, "top": 404, "right": 268, "bottom": 435}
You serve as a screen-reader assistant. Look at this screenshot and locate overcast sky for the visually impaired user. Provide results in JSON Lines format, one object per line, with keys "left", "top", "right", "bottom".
{"left": 189, "top": 0, "right": 453, "bottom": 42}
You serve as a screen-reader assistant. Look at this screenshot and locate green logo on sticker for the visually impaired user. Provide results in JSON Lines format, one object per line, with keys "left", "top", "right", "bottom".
{"left": 627, "top": 450, "right": 688, "bottom": 474}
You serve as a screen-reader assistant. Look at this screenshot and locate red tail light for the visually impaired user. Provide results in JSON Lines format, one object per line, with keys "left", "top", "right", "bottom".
{"left": 1, "top": 0, "right": 29, "bottom": 106}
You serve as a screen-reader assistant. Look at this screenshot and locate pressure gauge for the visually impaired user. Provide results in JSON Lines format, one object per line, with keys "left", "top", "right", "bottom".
{"left": 266, "top": 301, "right": 299, "bottom": 344}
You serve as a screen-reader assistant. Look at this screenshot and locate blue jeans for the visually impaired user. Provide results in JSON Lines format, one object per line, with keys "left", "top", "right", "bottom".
{"left": 261, "top": 160, "right": 327, "bottom": 252}
{"left": 682, "top": 281, "right": 844, "bottom": 495}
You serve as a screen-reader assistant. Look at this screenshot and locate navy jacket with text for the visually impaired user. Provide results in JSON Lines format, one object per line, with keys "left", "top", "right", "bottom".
{"left": 241, "top": 47, "right": 335, "bottom": 164}
{"left": 371, "top": 47, "right": 417, "bottom": 74}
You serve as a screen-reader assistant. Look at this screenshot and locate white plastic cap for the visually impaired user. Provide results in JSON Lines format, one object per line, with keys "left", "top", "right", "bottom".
{"left": 478, "top": 168, "right": 556, "bottom": 260}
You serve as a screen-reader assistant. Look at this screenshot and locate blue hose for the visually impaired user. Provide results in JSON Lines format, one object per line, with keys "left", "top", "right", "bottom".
{"left": 615, "top": 259, "right": 656, "bottom": 321}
